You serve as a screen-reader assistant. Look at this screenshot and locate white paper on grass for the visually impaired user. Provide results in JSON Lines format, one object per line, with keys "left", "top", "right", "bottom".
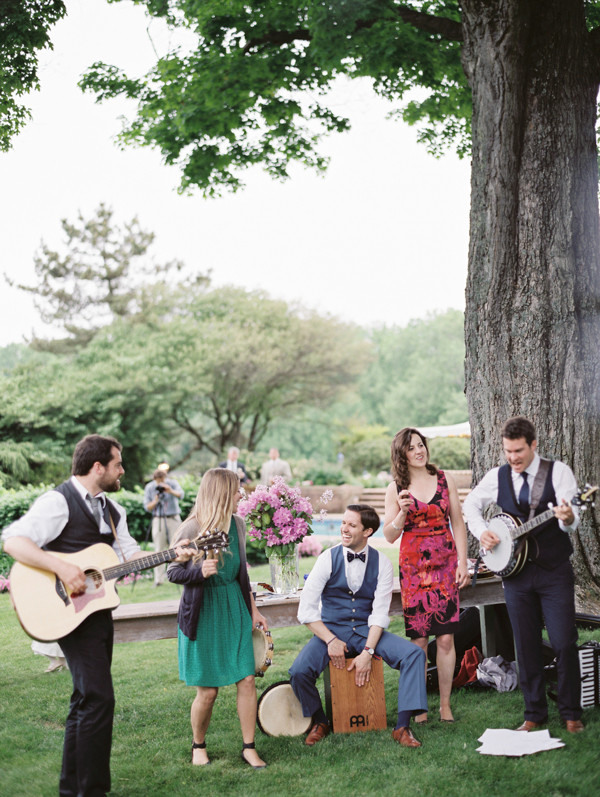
{"left": 476, "top": 729, "right": 565, "bottom": 757}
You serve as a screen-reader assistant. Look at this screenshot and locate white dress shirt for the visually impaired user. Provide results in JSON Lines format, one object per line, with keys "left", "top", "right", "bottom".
{"left": 297, "top": 543, "right": 393, "bottom": 630}
{"left": 462, "top": 452, "right": 579, "bottom": 540}
{"left": 1, "top": 476, "right": 139, "bottom": 562}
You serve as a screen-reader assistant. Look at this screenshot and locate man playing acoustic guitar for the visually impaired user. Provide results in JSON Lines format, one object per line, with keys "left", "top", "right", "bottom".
{"left": 463, "top": 416, "right": 584, "bottom": 733}
{"left": 2, "top": 434, "right": 190, "bottom": 797}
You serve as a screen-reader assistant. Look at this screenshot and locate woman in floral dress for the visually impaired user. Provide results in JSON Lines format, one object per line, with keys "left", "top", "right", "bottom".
{"left": 383, "top": 428, "right": 470, "bottom": 723}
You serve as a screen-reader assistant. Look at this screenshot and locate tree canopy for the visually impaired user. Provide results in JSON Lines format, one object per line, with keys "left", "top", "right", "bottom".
{"left": 79, "top": 0, "right": 470, "bottom": 195}
{"left": 0, "top": 0, "right": 66, "bottom": 151}
{"left": 8, "top": 203, "right": 198, "bottom": 352}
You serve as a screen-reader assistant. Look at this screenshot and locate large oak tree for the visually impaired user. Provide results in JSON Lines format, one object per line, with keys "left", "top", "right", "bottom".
{"left": 80, "top": 1, "right": 600, "bottom": 594}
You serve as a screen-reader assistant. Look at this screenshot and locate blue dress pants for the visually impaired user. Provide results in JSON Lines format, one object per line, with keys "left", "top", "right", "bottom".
{"left": 289, "top": 623, "right": 427, "bottom": 719}
{"left": 503, "top": 559, "right": 582, "bottom": 722}
{"left": 58, "top": 610, "right": 115, "bottom": 797}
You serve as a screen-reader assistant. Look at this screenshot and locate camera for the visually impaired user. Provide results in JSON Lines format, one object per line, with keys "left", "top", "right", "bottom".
{"left": 156, "top": 484, "right": 166, "bottom": 494}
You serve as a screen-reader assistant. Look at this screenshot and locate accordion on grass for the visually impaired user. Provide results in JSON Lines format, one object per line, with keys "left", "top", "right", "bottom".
{"left": 546, "top": 640, "right": 600, "bottom": 708}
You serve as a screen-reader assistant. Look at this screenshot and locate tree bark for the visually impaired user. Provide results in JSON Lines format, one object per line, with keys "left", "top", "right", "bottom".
{"left": 461, "top": 0, "right": 600, "bottom": 596}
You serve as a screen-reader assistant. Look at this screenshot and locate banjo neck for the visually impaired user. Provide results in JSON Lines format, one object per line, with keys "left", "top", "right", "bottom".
{"left": 510, "top": 506, "right": 557, "bottom": 541}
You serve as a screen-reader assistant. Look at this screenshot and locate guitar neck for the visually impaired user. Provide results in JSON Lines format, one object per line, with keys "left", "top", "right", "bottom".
{"left": 103, "top": 545, "right": 190, "bottom": 582}
{"left": 100, "top": 529, "right": 229, "bottom": 583}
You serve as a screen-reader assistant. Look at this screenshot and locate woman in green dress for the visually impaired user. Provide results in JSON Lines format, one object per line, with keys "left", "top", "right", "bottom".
{"left": 168, "top": 468, "right": 269, "bottom": 769}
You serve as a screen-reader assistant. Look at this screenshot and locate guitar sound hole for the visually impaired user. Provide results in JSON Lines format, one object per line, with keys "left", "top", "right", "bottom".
{"left": 83, "top": 570, "right": 104, "bottom": 592}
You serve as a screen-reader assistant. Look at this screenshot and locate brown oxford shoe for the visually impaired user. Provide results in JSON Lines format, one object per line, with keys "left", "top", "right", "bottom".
{"left": 515, "top": 720, "right": 545, "bottom": 732}
{"left": 565, "top": 720, "right": 584, "bottom": 733}
{"left": 391, "top": 726, "right": 422, "bottom": 748}
{"left": 305, "top": 721, "right": 330, "bottom": 746}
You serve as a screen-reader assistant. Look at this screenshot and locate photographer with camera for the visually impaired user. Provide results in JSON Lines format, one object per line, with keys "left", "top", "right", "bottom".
{"left": 143, "top": 468, "right": 184, "bottom": 586}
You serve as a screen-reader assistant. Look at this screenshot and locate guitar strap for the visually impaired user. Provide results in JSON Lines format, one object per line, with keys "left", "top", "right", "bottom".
{"left": 108, "top": 508, "right": 126, "bottom": 563}
{"left": 528, "top": 457, "right": 551, "bottom": 520}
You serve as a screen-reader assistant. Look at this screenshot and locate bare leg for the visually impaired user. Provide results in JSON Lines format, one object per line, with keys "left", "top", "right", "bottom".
{"left": 236, "top": 675, "right": 265, "bottom": 767}
{"left": 436, "top": 633, "right": 456, "bottom": 721}
{"left": 412, "top": 636, "right": 429, "bottom": 723}
{"left": 191, "top": 686, "right": 218, "bottom": 765}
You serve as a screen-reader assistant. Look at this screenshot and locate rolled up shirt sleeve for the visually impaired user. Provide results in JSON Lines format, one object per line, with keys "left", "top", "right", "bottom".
{"left": 368, "top": 554, "right": 393, "bottom": 630}
{"left": 1, "top": 491, "right": 69, "bottom": 548}
{"left": 462, "top": 468, "right": 500, "bottom": 540}
{"left": 297, "top": 549, "right": 332, "bottom": 625}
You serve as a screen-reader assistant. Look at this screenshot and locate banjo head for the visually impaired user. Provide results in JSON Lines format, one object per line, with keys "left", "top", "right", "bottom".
{"left": 484, "top": 513, "right": 524, "bottom": 575}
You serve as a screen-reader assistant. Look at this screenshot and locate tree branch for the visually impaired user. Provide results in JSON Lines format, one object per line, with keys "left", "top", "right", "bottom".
{"left": 243, "top": 5, "right": 462, "bottom": 53}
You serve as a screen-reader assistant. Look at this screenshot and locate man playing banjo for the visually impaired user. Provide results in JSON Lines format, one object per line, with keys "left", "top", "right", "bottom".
{"left": 462, "top": 416, "right": 584, "bottom": 733}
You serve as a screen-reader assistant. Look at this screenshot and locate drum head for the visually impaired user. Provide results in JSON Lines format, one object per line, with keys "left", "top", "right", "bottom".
{"left": 257, "top": 681, "right": 312, "bottom": 737}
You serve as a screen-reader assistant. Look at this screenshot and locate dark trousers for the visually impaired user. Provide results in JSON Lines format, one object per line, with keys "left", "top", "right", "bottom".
{"left": 289, "top": 624, "right": 427, "bottom": 719}
{"left": 503, "top": 559, "right": 582, "bottom": 722}
{"left": 58, "top": 610, "right": 115, "bottom": 797}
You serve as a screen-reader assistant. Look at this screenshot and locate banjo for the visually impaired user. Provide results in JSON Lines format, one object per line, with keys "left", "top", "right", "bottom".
{"left": 479, "top": 485, "right": 597, "bottom": 578}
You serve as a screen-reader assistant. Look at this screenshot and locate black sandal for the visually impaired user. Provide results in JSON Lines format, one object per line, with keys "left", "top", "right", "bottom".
{"left": 191, "top": 741, "right": 211, "bottom": 766}
{"left": 241, "top": 742, "right": 267, "bottom": 770}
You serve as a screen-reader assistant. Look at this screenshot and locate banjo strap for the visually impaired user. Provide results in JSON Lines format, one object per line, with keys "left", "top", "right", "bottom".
{"left": 527, "top": 457, "right": 552, "bottom": 520}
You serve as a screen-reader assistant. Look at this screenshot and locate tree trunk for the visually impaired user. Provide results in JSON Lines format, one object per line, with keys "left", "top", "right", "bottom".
{"left": 461, "top": 0, "right": 600, "bottom": 597}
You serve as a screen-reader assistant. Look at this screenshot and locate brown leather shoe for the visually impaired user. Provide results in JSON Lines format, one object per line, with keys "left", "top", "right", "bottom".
{"left": 565, "top": 719, "right": 584, "bottom": 733}
{"left": 515, "top": 720, "right": 544, "bottom": 732}
{"left": 391, "top": 726, "right": 422, "bottom": 748}
{"left": 305, "top": 722, "right": 330, "bottom": 746}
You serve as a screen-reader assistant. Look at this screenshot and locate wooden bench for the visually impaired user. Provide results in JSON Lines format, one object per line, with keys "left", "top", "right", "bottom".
{"left": 112, "top": 576, "right": 506, "bottom": 658}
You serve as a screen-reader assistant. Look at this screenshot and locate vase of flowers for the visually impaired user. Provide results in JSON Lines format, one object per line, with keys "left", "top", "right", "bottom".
{"left": 238, "top": 477, "right": 332, "bottom": 596}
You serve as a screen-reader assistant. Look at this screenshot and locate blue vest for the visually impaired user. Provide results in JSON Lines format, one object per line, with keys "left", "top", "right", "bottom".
{"left": 497, "top": 462, "right": 573, "bottom": 569}
{"left": 45, "top": 480, "right": 121, "bottom": 554}
{"left": 321, "top": 545, "right": 380, "bottom": 630}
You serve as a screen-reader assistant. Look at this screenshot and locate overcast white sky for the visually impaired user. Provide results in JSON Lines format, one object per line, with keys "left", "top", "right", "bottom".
{"left": 0, "top": 0, "right": 471, "bottom": 347}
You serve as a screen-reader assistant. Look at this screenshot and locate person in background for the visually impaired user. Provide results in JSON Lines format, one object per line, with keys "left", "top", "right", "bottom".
{"left": 260, "top": 448, "right": 293, "bottom": 484}
{"left": 463, "top": 416, "right": 583, "bottom": 733}
{"left": 143, "top": 468, "right": 184, "bottom": 585}
{"left": 168, "top": 468, "right": 269, "bottom": 768}
{"left": 289, "top": 504, "right": 427, "bottom": 749}
{"left": 219, "top": 446, "right": 250, "bottom": 484}
{"left": 383, "top": 428, "right": 469, "bottom": 724}
{"left": 32, "top": 640, "right": 68, "bottom": 673}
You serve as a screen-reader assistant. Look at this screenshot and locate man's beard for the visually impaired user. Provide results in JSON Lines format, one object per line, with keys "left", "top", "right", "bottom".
{"left": 99, "top": 476, "right": 120, "bottom": 493}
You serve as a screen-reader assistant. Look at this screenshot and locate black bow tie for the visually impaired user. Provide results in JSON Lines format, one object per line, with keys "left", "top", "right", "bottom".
{"left": 347, "top": 551, "right": 366, "bottom": 563}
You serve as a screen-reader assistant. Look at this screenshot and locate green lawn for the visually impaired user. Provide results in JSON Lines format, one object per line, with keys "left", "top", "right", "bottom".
{"left": 1, "top": 563, "right": 599, "bottom": 797}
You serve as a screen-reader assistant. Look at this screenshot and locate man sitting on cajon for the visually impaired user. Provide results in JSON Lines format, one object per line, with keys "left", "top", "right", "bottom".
{"left": 289, "top": 504, "right": 427, "bottom": 748}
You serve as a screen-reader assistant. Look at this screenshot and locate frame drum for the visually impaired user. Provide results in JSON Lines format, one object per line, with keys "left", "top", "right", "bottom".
{"left": 257, "top": 681, "right": 312, "bottom": 737}
{"left": 252, "top": 627, "right": 274, "bottom": 677}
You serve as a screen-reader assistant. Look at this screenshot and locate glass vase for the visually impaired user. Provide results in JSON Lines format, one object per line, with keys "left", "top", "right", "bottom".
{"left": 266, "top": 544, "right": 299, "bottom": 596}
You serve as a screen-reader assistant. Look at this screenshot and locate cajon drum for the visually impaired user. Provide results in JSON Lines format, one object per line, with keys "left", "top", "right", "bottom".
{"left": 324, "top": 657, "right": 387, "bottom": 733}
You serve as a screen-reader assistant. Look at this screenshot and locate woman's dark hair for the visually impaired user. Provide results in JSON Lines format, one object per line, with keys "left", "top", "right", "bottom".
{"left": 390, "top": 427, "right": 438, "bottom": 490}
{"left": 346, "top": 504, "right": 380, "bottom": 537}
{"left": 72, "top": 434, "right": 122, "bottom": 476}
{"left": 501, "top": 416, "right": 536, "bottom": 446}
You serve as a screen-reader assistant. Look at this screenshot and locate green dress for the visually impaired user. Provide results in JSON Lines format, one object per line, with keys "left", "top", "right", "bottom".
{"left": 178, "top": 518, "right": 255, "bottom": 687}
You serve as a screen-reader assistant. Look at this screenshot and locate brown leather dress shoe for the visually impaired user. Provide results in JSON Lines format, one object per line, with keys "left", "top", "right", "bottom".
{"left": 391, "top": 726, "right": 422, "bottom": 748}
{"left": 565, "top": 719, "right": 584, "bottom": 733}
{"left": 305, "top": 722, "right": 330, "bottom": 746}
{"left": 515, "top": 720, "right": 544, "bottom": 731}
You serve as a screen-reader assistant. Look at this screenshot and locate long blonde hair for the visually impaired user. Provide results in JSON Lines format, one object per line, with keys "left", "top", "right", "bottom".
{"left": 174, "top": 468, "right": 240, "bottom": 562}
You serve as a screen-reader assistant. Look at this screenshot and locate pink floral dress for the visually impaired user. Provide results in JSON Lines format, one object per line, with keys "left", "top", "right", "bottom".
{"left": 398, "top": 470, "right": 459, "bottom": 638}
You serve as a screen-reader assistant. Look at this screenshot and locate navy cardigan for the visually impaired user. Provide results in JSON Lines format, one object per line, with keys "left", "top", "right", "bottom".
{"left": 167, "top": 514, "right": 253, "bottom": 640}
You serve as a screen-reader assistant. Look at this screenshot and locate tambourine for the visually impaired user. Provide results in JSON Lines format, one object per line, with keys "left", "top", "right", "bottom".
{"left": 257, "top": 680, "right": 312, "bottom": 737}
{"left": 252, "top": 626, "right": 274, "bottom": 677}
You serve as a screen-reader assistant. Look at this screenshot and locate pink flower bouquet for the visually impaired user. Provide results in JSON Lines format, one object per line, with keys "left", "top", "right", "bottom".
{"left": 238, "top": 477, "right": 331, "bottom": 556}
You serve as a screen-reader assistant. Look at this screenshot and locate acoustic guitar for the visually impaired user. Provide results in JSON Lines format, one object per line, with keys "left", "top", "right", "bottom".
{"left": 9, "top": 531, "right": 228, "bottom": 642}
{"left": 479, "top": 485, "right": 597, "bottom": 578}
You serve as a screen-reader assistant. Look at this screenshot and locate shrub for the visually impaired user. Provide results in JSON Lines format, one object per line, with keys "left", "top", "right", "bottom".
{"left": 298, "top": 536, "right": 323, "bottom": 557}
{"left": 428, "top": 436, "right": 471, "bottom": 470}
